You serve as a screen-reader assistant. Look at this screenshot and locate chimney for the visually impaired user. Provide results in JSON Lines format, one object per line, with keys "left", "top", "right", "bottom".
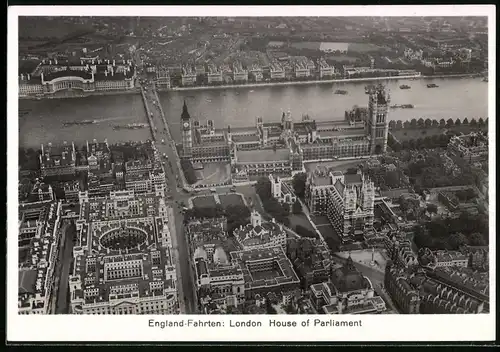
{"left": 105, "top": 70, "right": 108, "bottom": 77}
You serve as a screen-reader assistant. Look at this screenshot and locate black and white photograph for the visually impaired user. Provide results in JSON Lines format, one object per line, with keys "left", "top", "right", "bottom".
{"left": 8, "top": 5, "right": 495, "bottom": 343}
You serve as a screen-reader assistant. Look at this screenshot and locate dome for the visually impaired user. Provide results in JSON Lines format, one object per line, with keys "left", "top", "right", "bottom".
{"left": 213, "top": 246, "right": 228, "bottom": 264}
{"left": 193, "top": 246, "right": 208, "bottom": 260}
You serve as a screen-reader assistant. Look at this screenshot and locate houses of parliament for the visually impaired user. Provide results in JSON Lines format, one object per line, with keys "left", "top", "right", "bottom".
{"left": 179, "top": 85, "right": 390, "bottom": 181}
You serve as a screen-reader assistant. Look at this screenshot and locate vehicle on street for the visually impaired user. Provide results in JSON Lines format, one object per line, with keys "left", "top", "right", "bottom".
{"left": 210, "top": 188, "right": 217, "bottom": 193}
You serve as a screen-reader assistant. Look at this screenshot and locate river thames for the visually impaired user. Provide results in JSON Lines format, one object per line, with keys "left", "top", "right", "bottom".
{"left": 19, "top": 77, "right": 488, "bottom": 148}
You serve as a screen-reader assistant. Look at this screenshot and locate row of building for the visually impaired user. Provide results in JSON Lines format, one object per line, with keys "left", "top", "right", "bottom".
{"left": 156, "top": 57, "right": 339, "bottom": 88}
{"left": 19, "top": 201, "right": 62, "bottom": 314}
{"left": 19, "top": 58, "right": 136, "bottom": 97}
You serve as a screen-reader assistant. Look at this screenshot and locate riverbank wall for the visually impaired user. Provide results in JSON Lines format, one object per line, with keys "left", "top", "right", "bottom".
{"left": 19, "top": 73, "right": 483, "bottom": 99}
{"left": 19, "top": 88, "right": 141, "bottom": 101}
{"left": 160, "top": 73, "right": 482, "bottom": 93}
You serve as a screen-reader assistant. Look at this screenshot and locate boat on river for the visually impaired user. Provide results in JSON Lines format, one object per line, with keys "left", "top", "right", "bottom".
{"left": 390, "top": 104, "right": 414, "bottom": 109}
{"left": 427, "top": 83, "right": 439, "bottom": 88}
{"left": 112, "top": 123, "right": 148, "bottom": 130}
{"left": 63, "top": 120, "right": 97, "bottom": 127}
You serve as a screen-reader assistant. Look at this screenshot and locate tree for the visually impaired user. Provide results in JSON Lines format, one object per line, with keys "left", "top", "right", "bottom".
{"left": 292, "top": 172, "right": 307, "bottom": 198}
{"left": 426, "top": 203, "right": 438, "bottom": 214}
{"left": 410, "top": 118, "right": 417, "bottom": 128}
{"left": 446, "top": 118, "right": 454, "bottom": 127}
{"left": 414, "top": 231, "right": 434, "bottom": 249}
{"left": 468, "top": 232, "right": 486, "bottom": 246}
{"left": 424, "top": 118, "right": 432, "bottom": 128}
{"left": 431, "top": 119, "right": 439, "bottom": 128}
{"left": 455, "top": 118, "right": 461, "bottom": 126}
{"left": 396, "top": 120, "right": 403, "bottom": 130}
{"left": 255, "top": 177, "right": 272, "bottom": 201}
{"left": 417, "top": 118, "right": 425, "bottom": 128}
{"left": 470, "top": 118, "right": 477, "bottom": 126}
{"left": 449, "top": 232, "right": 468, "bottom": 249}
{"left": 478, "top": 118, "right": 485, "bottom": 126}
{"left": 408, "top": 139, "right": 416, "bottom": 150}
{"left": 265, "top": 298, "right": 277, "bottom": 314}
{"left": 292, "top": 200, "right": 302, "bottom": 214}
{"left": 282, "top": 202, "right": 290, "bottom": 214}
{"left": 463, "top": 118, "right": 469, "bottom": 125}
{"left": 403, "top": 121, "right": 410, "bottom": 129}
{"left": 389, "top": 120, "right": 396, "bottom": 130}
{"left": 295, "top": 225, "right": 318, "bottom": 239}
{"left": 439, "top": 119, "right": 446, "bottom": 128}
{"left": 181, "top": 159, "right": 198, "bottom": 184}
{"left": 391, "top": 141, "right": 402, "bottom": 152}
{"left": 226, "top": 205, "right": 251, "bottom": 234}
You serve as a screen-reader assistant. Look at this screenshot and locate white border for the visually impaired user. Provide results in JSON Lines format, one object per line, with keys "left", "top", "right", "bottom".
{"left": 8, "top": 5, "right": 496, "bottom": 343}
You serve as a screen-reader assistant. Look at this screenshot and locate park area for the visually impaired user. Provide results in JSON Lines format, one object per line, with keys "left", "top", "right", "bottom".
{"left": 390, "top": 121, "right": 487, "bottom": 143}
{"left": 288, "top": 213, "right": 316, "bottom": 236}
{"left": 219, "top": 194, "right": 245, "bottom": 208}
{"left": 391, "top": 128, "right": 446, "bottom": 143}
{"left": 192, "top": 196, "right": 217, "bottom": 209}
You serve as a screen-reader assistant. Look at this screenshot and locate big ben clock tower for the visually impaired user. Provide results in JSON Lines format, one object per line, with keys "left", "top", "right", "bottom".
{"left": 181, "top": 100, "right": 193, "bottom": 158}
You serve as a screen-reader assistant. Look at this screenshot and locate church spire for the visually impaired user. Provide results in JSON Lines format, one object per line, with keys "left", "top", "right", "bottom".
{"left": 181, "top": 100, "right": 190, "bottom": 120}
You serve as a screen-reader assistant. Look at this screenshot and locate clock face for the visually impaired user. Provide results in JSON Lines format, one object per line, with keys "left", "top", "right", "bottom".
{"left": 183, "top": 122, "right": 190, "bottom": 128}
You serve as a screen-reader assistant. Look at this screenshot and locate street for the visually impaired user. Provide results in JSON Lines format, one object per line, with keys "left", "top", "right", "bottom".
{"left": 136, "top": 57, "right": 197, "bottom": 313}
{"left": 54, "top": 221, "right": 75, "bottom": 314}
